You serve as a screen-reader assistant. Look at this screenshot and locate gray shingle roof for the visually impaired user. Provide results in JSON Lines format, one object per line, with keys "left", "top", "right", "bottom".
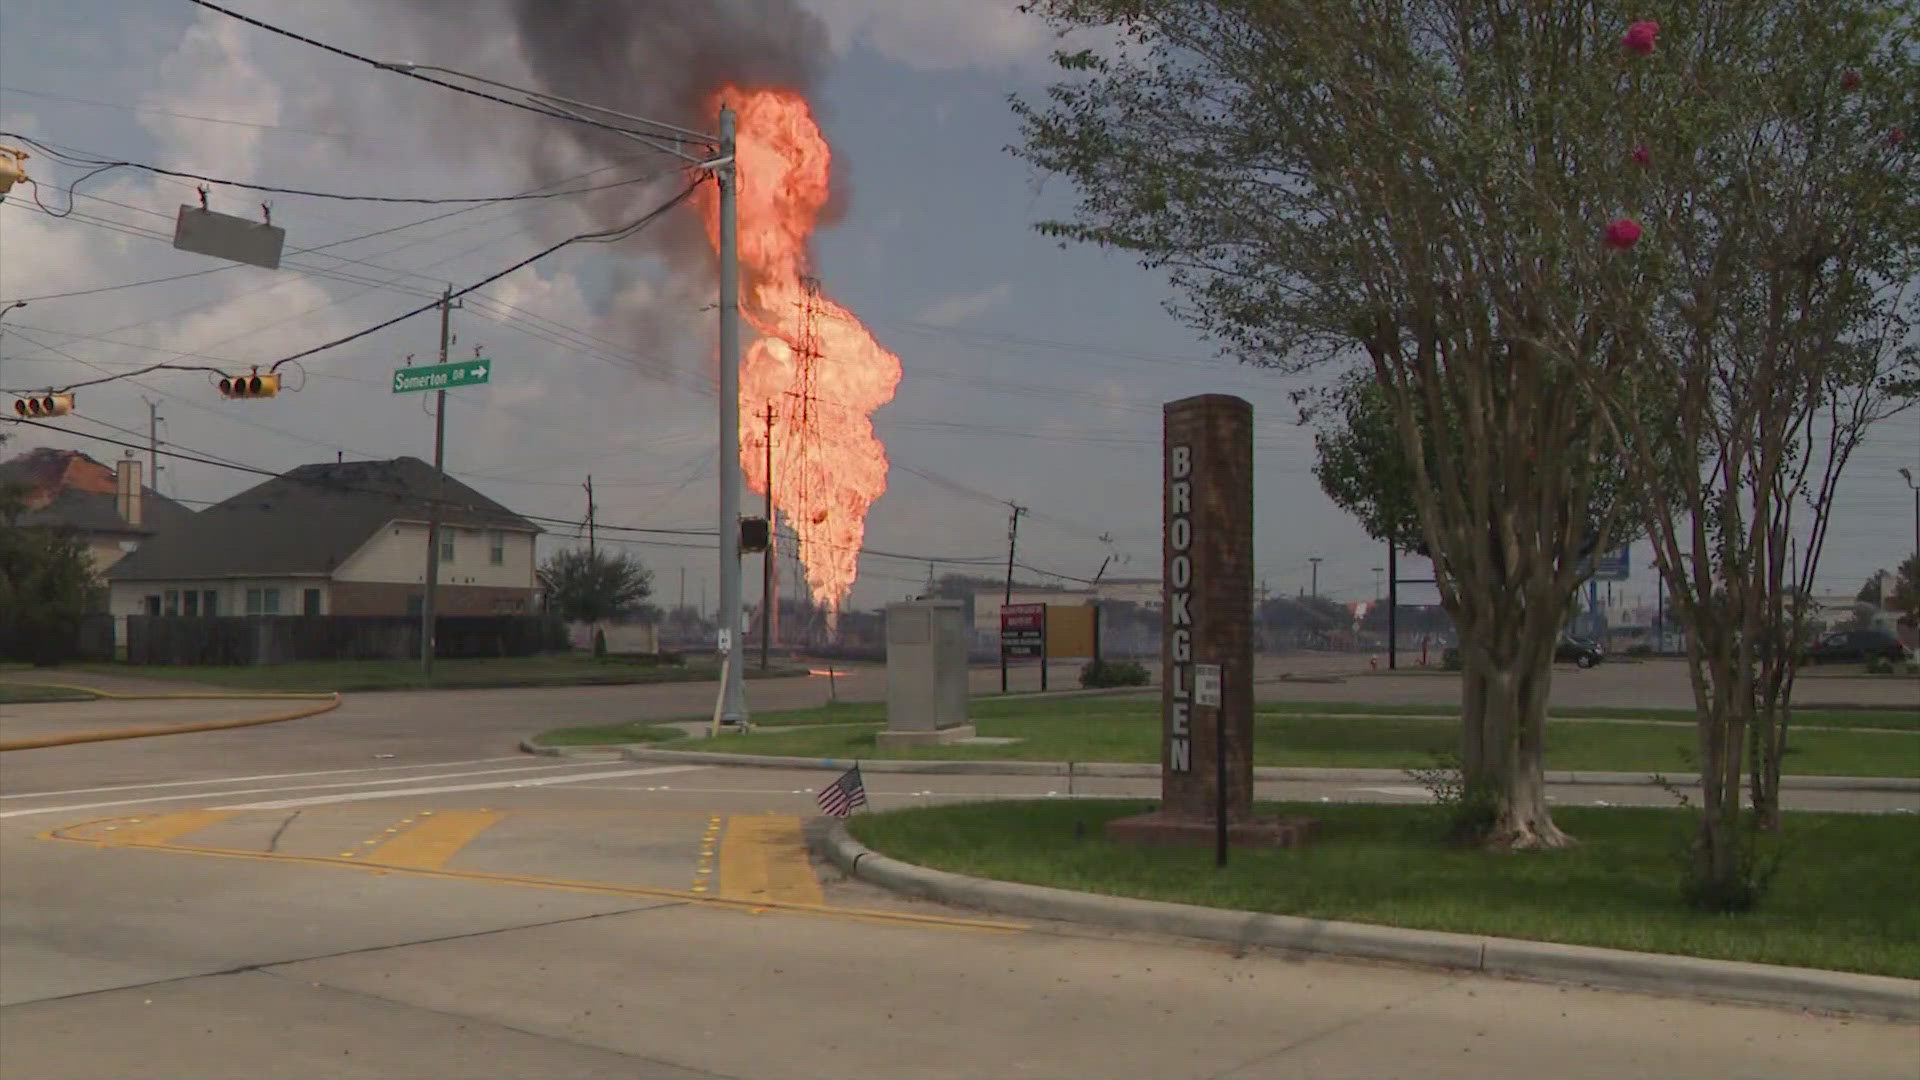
{"left": 16, "top": 487, "right": 197, "bottom": 537}
{"left": 108, "top": 457, "right": 539, "bottom": 582}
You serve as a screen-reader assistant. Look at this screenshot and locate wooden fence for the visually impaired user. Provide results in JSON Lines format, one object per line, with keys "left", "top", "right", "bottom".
{"left": 124, "top": 615, "right": 566, "bottom": 666}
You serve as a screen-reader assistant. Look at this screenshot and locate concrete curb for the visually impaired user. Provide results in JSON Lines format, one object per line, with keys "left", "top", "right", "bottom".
{"left": 814, "top": 823, "right": 1920, "bottom": 1020}
{"left": 0, "top": 693, "right": 342, "bottom": 752}
{"left": 567, "top": 744, "right": 1920, "bottom": 793}
{"left": 3, "top": 681, "right": 335, "bottom": 702}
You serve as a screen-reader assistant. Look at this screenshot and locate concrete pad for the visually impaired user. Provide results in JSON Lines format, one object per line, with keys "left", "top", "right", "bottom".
{"left": 442, "top": 809, "right": 714, "bottom": 891}
{"left": 0, "top": 969, "right": 721, "bottom": 1079}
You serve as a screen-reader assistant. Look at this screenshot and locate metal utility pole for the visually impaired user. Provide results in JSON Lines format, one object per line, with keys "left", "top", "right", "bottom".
{"left": 1309, "top": 557, "right": 1323, "bottom": 599}
{"left": 142, "top": 397, "right": 162, "bottom": 493}
{"left": 421, "top": 285, "right": 454, "bottom": 682}
{"left": 1000, "top": 503, "right": 1026, "bottom": 694}
{"left": 761, "top": 404, "right": 775, "bottom": 671}
{"left": 582, "top": 475, "right": 596, "bottom": 559}
{"left": 1387, "top": 541, "right": 1399, "bottom": 669}
{"left": 1902, "top": 467, "right": 1919, "bottom": 559}
{"left": 1372, "top": 566, "right": 1384, "bottom": 601}
{"left": 716, "top": 104, "right": 748, "bottom": 726}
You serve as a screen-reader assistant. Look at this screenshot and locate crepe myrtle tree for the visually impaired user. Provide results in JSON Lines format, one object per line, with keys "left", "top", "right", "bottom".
{"left": 1013, "top": 1, "right": 1700, "bottom": 848}
{"left": 1563, "top": 5, "right": 1917, "bottom": 908}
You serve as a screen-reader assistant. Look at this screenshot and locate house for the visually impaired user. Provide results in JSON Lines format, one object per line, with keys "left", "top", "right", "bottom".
{"left": 106, "top": 456, "right": 540, "bottom": 624}
{"left": 0, "top": 447, "right": 194, "bottom": 573}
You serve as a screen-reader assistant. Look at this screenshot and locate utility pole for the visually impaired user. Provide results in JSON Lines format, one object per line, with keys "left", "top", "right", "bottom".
{"left": 583, "top": 475, "right": 596, "bottom": 559}
{"left": 420, "top": 285, "right": 456, "bottom": 682}
{"left": 716, "top": 104, "right": 748, "bottom": 726}
{"left": 1001, "top": 503, "right": 1026, "bottom": 694}
{"left": 142, "top": 397, "right": 162, "bottom": 493}
{"left": 679, "top": 567, "right": 687, "bottom": 611}
{"left": 1309, "top": 556, "right": 1323, "bottom": 600}
{"left": 761, "top": 404, "right": 775, "bottom": 671}
{"left": 1372, "top": 566, "right": 1384, "bottom": 602}
{"left": 1387, "top": 541, "right": 1399, "bottom": 669}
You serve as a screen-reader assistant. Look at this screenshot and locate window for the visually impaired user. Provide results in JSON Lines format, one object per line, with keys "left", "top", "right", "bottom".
{"left": 203, "top": 590, "right": 218, "bottom": 616}
{"left": 164, "top": 590, "right": 179, "bottom": 616}
{"left": 183, "top": 591, "right": 199, "bottom": 616}
{"left": 264, "top": 588, "right": 281, "bottom": 614}
{"left": 439, "top": 533, "right": 455, "bottom": 563}
{"left": 246, "top": 588, "right": 282, "bottom": 615}
{"left": 246, "top": 589, "right": 262, "bottom": 615}
{"left": 489, "top": 530, "right": 505, "bottom": 566}
{"left": 303, "top": 588, "right": 321, "bottom": 616}
{"left": 145, "top": 595, "right": 161, "bottom": 617}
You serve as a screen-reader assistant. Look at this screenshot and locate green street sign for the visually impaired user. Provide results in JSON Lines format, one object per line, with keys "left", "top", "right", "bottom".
{"left": 392, "top": 358, "right": 491, "bottom": 394}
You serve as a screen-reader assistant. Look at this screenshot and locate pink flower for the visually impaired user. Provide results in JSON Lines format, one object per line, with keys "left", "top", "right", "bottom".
{"left": 1604, "top": 219, "right": 1643, "bottom": 250}
{"left": 1890, "top": 128, "right": 1907, "bottom": 147}
{"left": 1840, "top": 70, "right": 1863, "bottom": 91}
{"left": 1622, "top": 20, "right": 1660, "bottom": 56}
{"left": 1631, "top": 144, "right": 1651, "bottom": 166}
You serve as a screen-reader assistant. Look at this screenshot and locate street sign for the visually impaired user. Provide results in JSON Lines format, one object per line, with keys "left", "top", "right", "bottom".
{"left": 174, "top": 205, "right": 285, "bottom": 270}
{"left": 1193, "top": 663, "right": 1221, "bottom": 707}
{"left": 1000, "top": 603, "right": 1046, "bottom": 659}
{"left": 392, "top": 358, "right": 492, "bottom": 394}
{"left": 1582, "top": 544, "right": 1631, "bottom": 582}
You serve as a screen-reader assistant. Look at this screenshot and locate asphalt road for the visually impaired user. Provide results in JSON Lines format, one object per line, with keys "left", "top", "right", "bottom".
{"left": 2, "top": 666, "right": 1916, "bottom": 1078}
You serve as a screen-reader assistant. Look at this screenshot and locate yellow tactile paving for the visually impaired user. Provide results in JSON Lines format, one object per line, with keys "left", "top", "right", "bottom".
{"left": 364, "top": 810, "right": 504, "bottom": 869}
{"left": 719, "top": 814, "right": 825, "bottom": 907}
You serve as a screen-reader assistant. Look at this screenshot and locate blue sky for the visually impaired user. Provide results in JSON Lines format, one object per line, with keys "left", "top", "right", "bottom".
{"left": 2, "top": 0, "right": 1913, "bottom": 615}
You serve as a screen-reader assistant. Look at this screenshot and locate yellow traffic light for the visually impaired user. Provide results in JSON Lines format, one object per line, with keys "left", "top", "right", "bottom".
{"left": 12, "top": 392, "right": 74, "bottom": 418}
{"left": 217, "top": 371, "right": 279, "bottom": 399}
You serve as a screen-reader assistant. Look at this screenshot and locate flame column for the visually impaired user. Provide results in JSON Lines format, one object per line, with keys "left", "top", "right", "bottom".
{"left": 717, "top": 104, "right": 748, "bottom": 726}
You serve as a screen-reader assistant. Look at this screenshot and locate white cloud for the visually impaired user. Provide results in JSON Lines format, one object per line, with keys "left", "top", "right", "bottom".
{"left": 916, "top": 282, "right": 1011, "bottom": 327}
{"left": 805, "top": 0, "right": 1060, "bottom": 71}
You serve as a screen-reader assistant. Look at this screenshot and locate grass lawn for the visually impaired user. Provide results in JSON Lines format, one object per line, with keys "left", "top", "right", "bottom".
{"left": 0, "top": 683, "right": 98, "bottom": 704}
{"left": 534, "top": 721, "right": 690, "bottom": 747}
{"left": 71, "top": 655, "right": 806, "bottom": 693}
{"left": 849, "top": 799, "right": 1920, "bottom": 978}
{"left": 677, "top": 700, "right": 1920, "bottom": 777}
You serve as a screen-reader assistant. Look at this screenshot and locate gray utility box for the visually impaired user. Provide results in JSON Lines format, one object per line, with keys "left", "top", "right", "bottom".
{"left": 880, "top": 600, "right": 974, "bottom": 748}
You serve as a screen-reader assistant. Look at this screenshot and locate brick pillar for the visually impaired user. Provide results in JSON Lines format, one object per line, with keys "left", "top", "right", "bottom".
{"left": 1108, "top": 394, "right": 1316, "bottom": 850}
{"left": 1158, "top": 394, "right": 1254, "bottom": 820}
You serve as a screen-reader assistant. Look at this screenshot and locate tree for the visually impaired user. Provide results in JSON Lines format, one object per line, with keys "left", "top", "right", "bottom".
{"left": 0, "top": 441, "right": 99, "bottom": 665}
{"left": 1891, "top": 553, "right": 1920, "bottom": 623}
{"left": 1855, "top": 572, "right": 1888, "bottom": 606}
{"left": 1015, "top": 1, "right": 1683, "bottom": 847}
{"left": 537, "top": 548, "right": 653, "bottom": 626}
{"left": 1575, "top": 4, "right": 1918, "bottom": 907}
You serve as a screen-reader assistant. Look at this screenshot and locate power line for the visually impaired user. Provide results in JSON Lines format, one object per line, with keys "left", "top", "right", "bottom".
{"left": 10, "top": 179, "right": 704, "bottom": 393}
{"left": 3, "top": 132, "right": 688, "bottom": 211}
{"left": 184, "top": 0, "right": 714, "bottom": 146}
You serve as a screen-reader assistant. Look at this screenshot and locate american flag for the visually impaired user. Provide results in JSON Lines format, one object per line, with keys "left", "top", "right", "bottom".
{"left": 816, "top": 764, "right": 868, "bottom": 817}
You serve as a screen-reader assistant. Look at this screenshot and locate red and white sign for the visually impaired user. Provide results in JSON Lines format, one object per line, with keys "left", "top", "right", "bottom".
{"left": 1000, "top": 603, "right": 1046, "bottom": 658}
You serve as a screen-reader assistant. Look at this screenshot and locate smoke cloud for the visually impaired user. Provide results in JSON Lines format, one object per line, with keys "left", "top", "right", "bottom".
{"left": 375, "top": 0, "right": 840, "bottom": 377}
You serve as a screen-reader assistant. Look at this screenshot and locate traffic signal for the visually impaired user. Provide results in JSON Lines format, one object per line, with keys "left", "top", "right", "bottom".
{"left": 12, "top": 392, "right": 73, "bottom": 418}
{"left": 739, "top": 516, "right": 771, "bottom": 553}
{"left": 217, "top": 371, "right": 279, "bottom": 399}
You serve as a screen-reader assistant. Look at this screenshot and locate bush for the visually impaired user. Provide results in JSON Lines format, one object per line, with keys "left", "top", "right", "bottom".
{"left": 1626, "top": 644, "right": 1655, "bottom": 658}
{"left": 1865, "top": 654, "right": 1893, "bottom": 675}
{"left": 1441, "top": 647, "right": 1463, "bottom": 671}
{"left": 1080, "top": 659, "right": 1150, "bottom": 688}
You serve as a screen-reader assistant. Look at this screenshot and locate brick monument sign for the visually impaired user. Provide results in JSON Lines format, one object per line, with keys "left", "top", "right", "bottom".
{"left": 1107, "top": 394, "right": 1317, "bottom": 851}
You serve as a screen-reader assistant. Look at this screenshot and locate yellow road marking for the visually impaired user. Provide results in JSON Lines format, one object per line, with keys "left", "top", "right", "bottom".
{"left": 719, "top": 814, "right": 826, "bottom": 907}
{"left": 41, "top": 817, "right": 1022, "bottom": 934}
{"left": 77, "top": 810, "right": 233, "bottom": 846}
{"left": 365, "top": 809, "right": 502, "bottom": 870}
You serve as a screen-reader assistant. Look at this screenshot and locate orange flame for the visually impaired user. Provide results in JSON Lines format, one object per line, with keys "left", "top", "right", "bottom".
{"left": 698, "top": 86, "right": 901, "bottom": 618}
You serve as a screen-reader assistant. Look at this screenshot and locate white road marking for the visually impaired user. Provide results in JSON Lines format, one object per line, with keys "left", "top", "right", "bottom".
{"left": 0, "top": 763, "right": 606, "bottom": 820}
{"left": 216, "top": 767, "right": 710, "bottom": 810}
{"left": 0, "top": 756, "right": 532, "bottom": 801}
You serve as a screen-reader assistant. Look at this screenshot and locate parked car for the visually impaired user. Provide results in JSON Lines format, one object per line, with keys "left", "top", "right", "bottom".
{"left": 1556, "top": 636, "right": 1604, "bottom": 669}
{"left": 1802, "top": 628, "right": 1912, "bottom": 666}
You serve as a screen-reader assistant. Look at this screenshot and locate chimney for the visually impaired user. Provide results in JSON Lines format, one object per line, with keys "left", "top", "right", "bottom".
{"left": 116, "top": 456, "right": 143, "bottom": 528}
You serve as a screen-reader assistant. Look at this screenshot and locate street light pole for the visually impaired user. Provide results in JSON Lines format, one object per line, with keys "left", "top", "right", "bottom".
{"left": 1901, "top": 468, "right": 1919, "bottom": 561}
{"left": 716, "top": 105, "right": 747, "bottom": 726}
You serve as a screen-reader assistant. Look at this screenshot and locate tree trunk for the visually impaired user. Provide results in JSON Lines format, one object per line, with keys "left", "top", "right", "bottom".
{"left": 1459, "top": 642, "right": 1571, "bottom": 850}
